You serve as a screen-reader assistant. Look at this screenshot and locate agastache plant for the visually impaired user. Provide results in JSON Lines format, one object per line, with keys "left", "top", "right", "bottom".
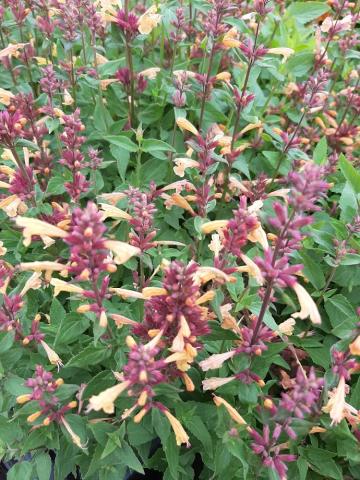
{"left": 0, "top": 0, "right": 359, "bottom": 477}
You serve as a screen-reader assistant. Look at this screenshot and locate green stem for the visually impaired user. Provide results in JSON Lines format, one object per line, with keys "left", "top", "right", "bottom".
{"left": 136, "top": 148, "right": 142, "bottom": 186}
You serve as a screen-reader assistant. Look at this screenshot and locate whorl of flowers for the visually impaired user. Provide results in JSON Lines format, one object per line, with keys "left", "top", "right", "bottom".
{"left": 59, "top": 109, "right": 89, "bottom": 201}
{"left": 222, "top": 196, "right": 258, "bottom": 257}
{"left": 16, "top": 366, "right": 81, "bottom": 447}
{"left": 125, "top": 186, "right": 157, "bottom": 251}
{"left": 65, "top": 202, "right": 112, "bottom": 280}
{"left": 134, "top": 261, "right": 209, "bottom": 371}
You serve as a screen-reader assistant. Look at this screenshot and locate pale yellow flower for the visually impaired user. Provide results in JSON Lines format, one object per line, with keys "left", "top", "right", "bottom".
{"left": 99, "top": 203, "right": 132, "bottom": 220}
{"left": 238, "top": 253, "right": 264, "bottom": 285}
{"left": 222, "top": 27, "right": 240, "bottom": 48}
{"left": 170, "top": 193, "right": 195, "bottom": 215}
{"left": 0, "top": 88, "right": 15, "bottom": 106}
{"left": 142, "top": 287, "right": 168, "bottom": 298}
{"left": 201, "top": 220, "right": 228, "bottom": 234}
{"left": 202, "top": 376, "right": 235, "bottom": 391}
{"left": 213, "top": 395, "right": 247, "bottom": 425}
{"left": 87, "top": 381, "right": 130, "bottom": 414}
{"left": 277, "top": 318, "right": 296, "bottom": 336}
{"left": 0, "top": 241, "right": 7, "bottom": 256}
{"left": 291, "top": 283, "right": 321, "bottom": 324}
{"left": 62, "top": 89, "right": 74, "bottom": 106}
{"left": 20, "top": 272, "right": 42, "bottom": 296}
{"left": 215, "top": 71, "right": 231, "bottom": 82}
{"left": 199, "top": 350, "right": 236, "bottom": 371}
{"left": 176, "top": 117, "right": 199, "bottom": 136}
{"left": 138, "top": 5, "right": 161, "bottom": 34}
{"left": 61, "top": 417, "right": 86, "bottom": 449}
{"left": 267, "top": 47, "right": 295, "bottom": 62}
{"left": 95, "top": 53, "right": 108, "bottom": 64}
{"left": 163, "top": 410, "right": 190, "bottom": 447}
{"left": 323, "top": 376, "right": 346, "bottom": 425}
{"left": 99, "top": 78, "right": 117, "bottom": 90}
{"left": 98, "top": 191, "right": 127, "bottom": 204}
{"left": 208, "top": 233, "right": 223, "bottom": 257}
{"left": 173, "top": 157, "right": 199, "bottom": 177}
{"left": 349, "top": 335, "right": 360, "bottom": 356}
{"left": 0, "top": 43, "right": 26, "bottom": 58}
{"left": 105, "top": 240, "right": 140, "bottom": 264}
{"left": 247, "top": 224, "right": 268, "bottom": 249}
{"left": 40, "top": 340, "right": 63, "bottom": 370}
{"left": 110, "top": 287, "right": 146, "bottom": 299}
{"left": 19, "top": 261, "right": 66, "bottom": 272}
{"left": 50, "top": 278, "right": 85, "bottom": 297}
{"left": 239, "top": 121, "right": 262, "bottom": 136}
{"left": 15, "top": 217, "right": 67, "bottom": 247}
{"left": 196, "top": 290, "right": 215, "bottom": 304}
{"left": 111, "top": 313, "right": 138, "bottom": 328}
{"left": 195, "top": 266, "right": 235, "bottom": 284}
{"left": 139, "top": 67, "right": 161, "bottom": 79}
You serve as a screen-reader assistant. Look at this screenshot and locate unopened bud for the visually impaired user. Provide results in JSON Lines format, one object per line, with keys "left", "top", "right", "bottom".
{"left": 55, "top": 378, "right": 64, "bottom": 386}
{"left": 43, "top": 417, "right": 51, "bottom": 426}
{"left": 139, "top": 370, "right": 148, "bottom": 382}
{"left": 106, "top": 263, "right": 117, "bottom": 273}
{"left": 84, "top": 227, "right": 93, "bottom": 237}
{"left": 68, "top": 401, "right": 77, "bottom": 409}
{"left": 16, "top": 394, "right": 31, "bottom": 404}
{"left": 27, "top": 411, "right": 42, "bottom": 423}
{"left": 257, "top": 379, "right": 265, "bottom": 387}
{"left": 264, "top": 398, "right": 274, "bottom": 409}
{"left": 126, "top": 335, "right": 137, "bottom": 348}
{"left": 22, "top": 337, "right": 30, "bottom": 345}
{"left": 77, "top": 304, "right": 91, "bottom": 313}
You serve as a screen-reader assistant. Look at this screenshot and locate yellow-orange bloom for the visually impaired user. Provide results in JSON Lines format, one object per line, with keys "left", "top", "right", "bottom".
{"left": 0, "top": 43, "right": 26, "bottom": 58}
{"left": 202, "top": 376, "right": 235, "bottom": 391}
{"left": 50, "top": 278, "right": 84, "bottom": 297}
{"left": 213, "top": 395, "right": 247, "bottom": 425}
{"left": 138, "top": 5, "right": 161, "bottom": 34}
{"left": 176, "top": 117, "right": 199, "bottom": 136}
{"left": 105, "top": 240, "right": 140, "bottom": 264}
{"left": 291, "top": 283, "right": 321, "bottom": 324}
{"left": 201, "top": 220, "right": 228, "bottom": 234}
{"left": 15, "top": 217, "right": 67, "bottom": 247}
{"left": 87, "top": 381, "right": 130, "bottom": 414}
{"left": 222, "top": 27, "right": 240, "bottom": 48}
{"left": 40, "top": 341, "right": 63, "bottom": 370}
{"left": 163, "top": 410, "right": 190, "bottom": 447}
{"left": 0, "top": 87, "right": 15, "bottom": 105}
{"left": 349, "top": 335, "right": 360, "bottom": 356}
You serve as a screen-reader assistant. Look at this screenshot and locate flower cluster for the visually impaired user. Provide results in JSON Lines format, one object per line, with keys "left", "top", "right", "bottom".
{"left": 59, "top": 110, "right": 89, "bottom": 201}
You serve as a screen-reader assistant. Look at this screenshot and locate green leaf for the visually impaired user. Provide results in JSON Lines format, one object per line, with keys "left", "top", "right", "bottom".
{"left": 45, "top": 176, "right": 67, "bottom": 196}
{"left": 104, "top": 135, "right": 138, "bottom": 152}
{"left": 299, "top": 447, "right": 342, "bottom": 479}
{"left": 0, "top": 330, "right": 15, "bottom": 354}
{"left": 66, "top": 344, "right": 112, "bottom": 368}
{"left": 7, "top": 462, "right": 33, "bottom": 480}
{"left": 50, "top": 298, "right": 66, "bottom": 326}
{"left": 286, "top": 2, "right": 331, "bottom": 23}
{"left": 313, "top": 137, "right": 327, "bottom": 165}
{"left": 325, "top": 294, "right": 355, "bottom": 328}
{"left": 35, "top": 453, "right": 52, "bottom": 480}
{"left": 184, "top": 416, "right": 212, "bottom": 454}
{"left": 110, "top": 144, "right": 130, "bottom": 181}
{"left": 142, "top": 139, "right": 176, "bottom": 153}
{"left": 94, "top": 97, "right": 113, "bottom": 133}
{"left": 300, "top": 250, "right": 325, "bottom": 289}
{"left": 119, "top": 441, "right": 144, "bottom": 474}
{"left": 339, "top": 153, "right": 360, "bottom": 194}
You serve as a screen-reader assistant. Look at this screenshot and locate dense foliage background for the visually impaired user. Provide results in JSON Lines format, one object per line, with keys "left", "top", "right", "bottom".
{"left": 0, "top": 0, "right": 359, "bottom": 479}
